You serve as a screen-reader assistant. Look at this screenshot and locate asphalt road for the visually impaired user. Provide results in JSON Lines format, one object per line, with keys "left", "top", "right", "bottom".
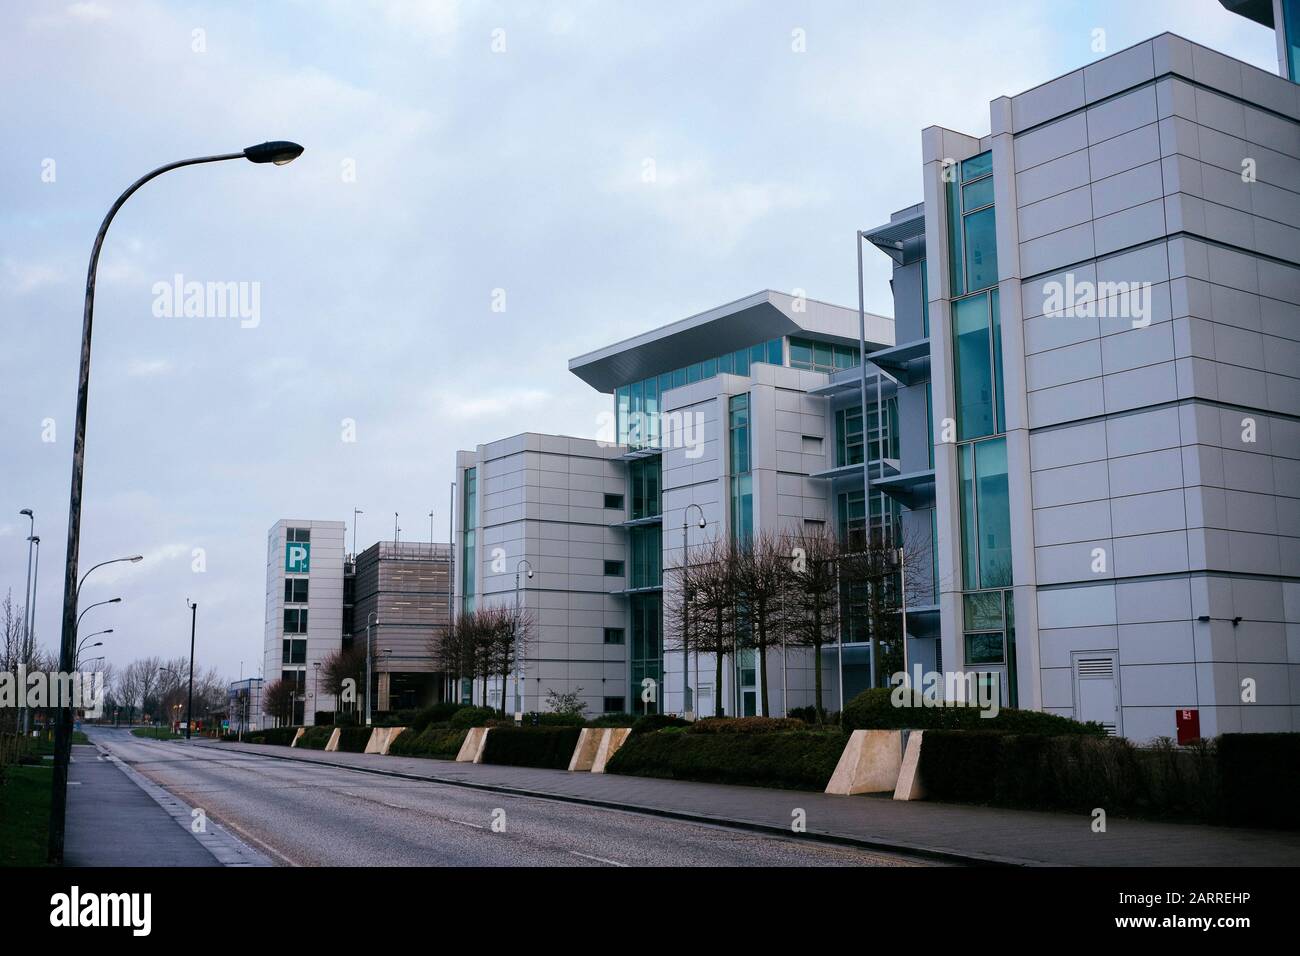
{"left": 87, "top": 727, "right": 925, "bottom": 867}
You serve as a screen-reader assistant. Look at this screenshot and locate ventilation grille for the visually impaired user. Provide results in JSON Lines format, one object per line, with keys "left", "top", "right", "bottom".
{"left": 1077, "top": 657, "right": 1115, "bottom": 679}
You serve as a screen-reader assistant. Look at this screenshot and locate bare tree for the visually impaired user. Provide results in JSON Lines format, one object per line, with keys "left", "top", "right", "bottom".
{"left": 263, "top": 678, "right": 293, "bottom": 727}
{"left": 689, "top": 537, "right": 741, "bottom": 718}
{"left": 321, "top": 645, "right": 366, "bottom": 719}
{"left": 783, "top": 524, "right": 842, "bottom": 720}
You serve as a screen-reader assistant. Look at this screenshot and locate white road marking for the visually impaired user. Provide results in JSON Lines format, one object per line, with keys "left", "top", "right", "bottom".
{"left": 451, "top": 819, "right": 486, "bottom": 829}
{"left": 570, "top": 850, "right": 627, "bottom": 867}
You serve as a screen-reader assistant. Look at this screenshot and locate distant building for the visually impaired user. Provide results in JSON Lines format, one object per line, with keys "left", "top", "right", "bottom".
{"left": 227, "top": 677, "right": 263, "bottom": 734}
{"left": 261, "top": 520, "right": 452, "bottom": 726}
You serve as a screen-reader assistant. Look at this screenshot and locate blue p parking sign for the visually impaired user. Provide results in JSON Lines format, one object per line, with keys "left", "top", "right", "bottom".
{"left": 285, "top": 541, "right": 311, "bottom": 573}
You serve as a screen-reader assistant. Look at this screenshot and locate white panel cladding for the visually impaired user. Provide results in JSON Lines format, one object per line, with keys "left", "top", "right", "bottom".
{"left": 1002, "top": 35, "right": 1300, "bottom": 738}
{"left": 458, "top": 434, "right": 628, "bottom": 715}
{"left": 262, "top": 519, "right": 346, "bottom": 727}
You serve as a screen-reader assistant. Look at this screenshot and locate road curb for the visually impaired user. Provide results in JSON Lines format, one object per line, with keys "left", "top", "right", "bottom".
{"left": 200, "top": 740, "right": 1025, "bottom": 867}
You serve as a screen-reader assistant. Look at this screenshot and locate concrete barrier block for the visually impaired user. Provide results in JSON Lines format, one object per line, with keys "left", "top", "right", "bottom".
{"left": 893, "top": 730, "right": 926, "bottom": 801}
{"left": 824, "top": 729, "right": 904, "bottom": 795}
{"left": 324, "top": 727, "right": 342, "bottom": 752}
{"left": 591, "top": 727, "right": 631, "bottom": 774}
{"left": 377, "top": 727, "right": 406, "bottom": 755}
{"left": 568, "top": 727, "right": 603, "bottom": 771}
{"left": 290, "top": 728, "right": 305, "bottom": 748}
{"left": 455, "top": 726, "right": 490, "bottom": 763}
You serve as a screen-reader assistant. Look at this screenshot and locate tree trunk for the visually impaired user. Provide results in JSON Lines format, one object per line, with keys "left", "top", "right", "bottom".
{"left": 813, "top": 603, "right": 824, "bottom": 720}
{"left": 757, "top": 611, "right": 770, "bottom": 717}
{"left": 714, "top": 607, "right": 725, "bottom": 717}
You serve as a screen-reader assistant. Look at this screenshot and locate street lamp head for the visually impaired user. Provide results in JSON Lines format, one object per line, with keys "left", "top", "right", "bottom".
{"left": 128, "top": 555, "right": 143, "bottom": 563}
{"left": 243, "top": 141, "right": 304, "bottom": 165}
{"left": 698, "top": 517, "right": 706, "bottom": 528}
{"left": 527, "top": 569, "right": 534, "bottom": 579}
{"left": 109, "top": 597, "right": 122, "bottom": 604}
{"left": 20, "top": 508, "right": 33, "bottom": 517}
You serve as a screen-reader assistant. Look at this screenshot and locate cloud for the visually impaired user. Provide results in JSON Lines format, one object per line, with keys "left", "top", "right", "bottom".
{"left": 3, "top": 258, "right": 63, "bottom": 294}
{"left": 127, "top": 357, "right": 174, "bottom": 377}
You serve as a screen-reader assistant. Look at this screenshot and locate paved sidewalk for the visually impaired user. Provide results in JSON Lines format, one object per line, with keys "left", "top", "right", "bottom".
{"left": 202, "top": 739, "right": 1300, "bottom": 866}
{"left": 64, "top": 744, "right": 219, "bottom": 867}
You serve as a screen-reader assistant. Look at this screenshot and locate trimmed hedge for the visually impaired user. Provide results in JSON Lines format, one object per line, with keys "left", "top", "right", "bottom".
{"left": 335, "top": 726, "right": 374, "bottom": 753}
{"left": 480, "top": 726, "right": 582, "bottom": 770}
{"left": 1217, "top": 733, "right": 1300, "bottom": 829}
{"left": 522, "top": 711, "right": 587, "bottom": 728}
{"left": 843, "top": 687, "right": 1105, "bottom": 736}
{"left": 631, "top": 714, "right": 690, "bottom": 735}
{"left": 688, "top": 717, "right": 807, "bottom": 734}
{"left": 388, "top": 726, "right": 469, "bottom": 759}
{"left": 242, "top": 727, "right": 300, "bottom": 746}
{"left": 450, "top": 706, "right": 500, "bottom": 730}
{"left": 297, "top": 726, "right": 333, "bottom": 750}
{"left": 406, "top": 703, "right": 466, "bottom": 732}
{"left": 914, "top": 727, "right": 1296, "bottom": 828}
{"left": 607, "top": 729, "right": 849, "bottom": 791}
{"left": 587, "top": 712, "right": 638, "bottom": 728}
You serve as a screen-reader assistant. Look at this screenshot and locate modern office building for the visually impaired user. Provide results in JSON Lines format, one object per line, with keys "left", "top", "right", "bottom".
{"left": 261, "top": 520, "right": 453, "bottom": 725}
{"left": 449, "top": 29, "right": 1299, "bottom": 739}
{"left": 1221, "top": 0, "right": 1299, "bottom": 82}
{"left": 352, "top": 540, "right": 454, "bottom": 711}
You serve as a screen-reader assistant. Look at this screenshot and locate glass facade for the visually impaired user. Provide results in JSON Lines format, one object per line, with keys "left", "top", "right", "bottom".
{"left": 628, "top": 525, "right": 661, "bottom": 589}
{"left": 728, "top": 394, "right": 753, "bottom": 547}
{"left": 961, "top": 589, "right": 1018, "bottom": 707}
{"left": 1286, "top": 0, "right": 1300, "bottom": 83}
{"left": 952, "top": 289, "right": 1004, "bottom": 440}
{"left": 789, "top": 337, "right": 861, "bottom": 373}
{"left": 835, "top": 399, "right": 898, "bottom": 468}
{"left": 461, "top": 466, "right": 477, "bottom": 613}
{"left": 629, "top": 593, "right": 662, "bottom": 715}
{"left": 958, "top": 437, "right": 1011, "bottom": 591}
{"left": 628, "top": 457, "right": 661, "bottom": 519}
{"left": 946, "top": 151, "right": 998, "bottom": 297}
{"left": 615, "top": 338, "right": 783, "bottom": 447}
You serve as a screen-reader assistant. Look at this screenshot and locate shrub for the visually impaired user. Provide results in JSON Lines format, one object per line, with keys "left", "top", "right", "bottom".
{"left": 480, "top": 726, "right": 583, "bottom": 770}
{"left": 297, "top": 726, "right": 333, "bottom": 750}
{"left": 1216, "top": 733, "right": 1299, "bottom": 829}
{"left": 523, "top": 711, "right": 586, "bottom": 728}
{"left": 408, "top": 703, "right": 466, "bottom": 732}
{"left": 587, "top": 713, "right": 637, "bottom": 728}
{"left": 389, "top": 726, "right": 469, "bottom": 759}
{"left": 843, "top": 687, "right": 1105, "bottom": 736}
{"left": 242, "top": 727, "right": 300, "bottom": 746}
{"left": 688, "top": 717, "right": 806, "bottom": 734}
{"left": 335, "top": 726, "right": 375, "bottom": 753}
{"left": 631, "top": 714, "right": 690, "bottom": 735}
{"left": 607, "top": 729, "right": 848, "bottom": 790}
{"left": 449, "top": 706, "right": 499, "bottom": 730}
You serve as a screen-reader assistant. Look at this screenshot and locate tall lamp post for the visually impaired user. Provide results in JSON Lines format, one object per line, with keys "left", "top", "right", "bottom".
{"left": 365, "top": 611, "right": 378, "bottom": 726}
{"left": 48, "top": 140, "right": 304, "bottom": 864}
{"left": 75, "top": 629, "right": 112, "bottom": 667}
{"left": 352, "top": 507, "right": 363, "bottom": 557}
{"left": 76, "top": 596, "right": 121, "bottom": 635}
{"left": 514, "top": 560, "right": 533, "bottom": 718}
{"left": 19, "top": 511, "right": 35, "bottom": 734}
{"left": 184, "top": 599, "right": 197, "bottom": 739}
{"left": 681, "top": 504, "right": 706, "bottom": 718}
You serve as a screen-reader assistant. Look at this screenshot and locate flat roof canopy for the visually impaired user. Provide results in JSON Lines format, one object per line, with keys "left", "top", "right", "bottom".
{"left": 568, "top": 289, "right": 893, "bottom": 393}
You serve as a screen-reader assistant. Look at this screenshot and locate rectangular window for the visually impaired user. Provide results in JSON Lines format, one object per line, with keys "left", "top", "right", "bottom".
{"left": 603, "top": 696, "right": 625, "bottom": 713}
{"left": 629, "top": 525, "right": 661, "bottom": 589}
{"left": 604, "top": 560, "right": 625, "bottom": 577}
{"left": 282, "top": 638, "right": 307, "bottom": 665}
{"left": 958, "top": 437, "right": 1012, "bottom": 591}
{"left": 953, "top": 292, "right": 997, "bottom": 440}
{"left": 284, "top": 578, "right": 309, "bottom": 604}
{"left": 628, "top": 457, "right": 661, "bottom": 520}
{"left": 728, "top": 393, "right": 753, "bottom": 548}
{"left": 733, "top": 348, "right": 750, "bottom": 376}
{"left": 604, "top": 493, "right": 624, "bottom": 510}
{"left": 768, "top": 339, "right": 783, "bottom": 365}
{"left": 629, "top": 593, "right": 662, "bottom": 715}
{"left": 920, "top": 258, "right": 930, "bottom": 337}
{"left": 283, "top": 608, "right": 308, "bottom": 633}
{"left": 462, "top": 467, "right": 477, "bottom": 612}
{"left": 947, "top": 150, "right": 997, "bottom": 297}
{"left": 836, "top": 406, "right": 863, "bottom": 467}
{"left": 603, "top": 628, "right": 625, "bottom": 645}
{"left": 287, "top": 527, "right": 311, "bottom": 543}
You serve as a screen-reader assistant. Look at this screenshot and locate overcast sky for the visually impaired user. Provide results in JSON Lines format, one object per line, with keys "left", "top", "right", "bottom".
{"left": 0, "top": 0, "right": 1280, "bottom": 682}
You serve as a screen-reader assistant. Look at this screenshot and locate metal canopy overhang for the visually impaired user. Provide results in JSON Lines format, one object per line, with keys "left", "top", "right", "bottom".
{"left": 868, "top": 337, "right": 931, "bottom": 385}
{"left": 568, "top": 290, "right": 891, "bottom": 394}
{"left": 863, "top": 213, "right": 926, "bottom": 264}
